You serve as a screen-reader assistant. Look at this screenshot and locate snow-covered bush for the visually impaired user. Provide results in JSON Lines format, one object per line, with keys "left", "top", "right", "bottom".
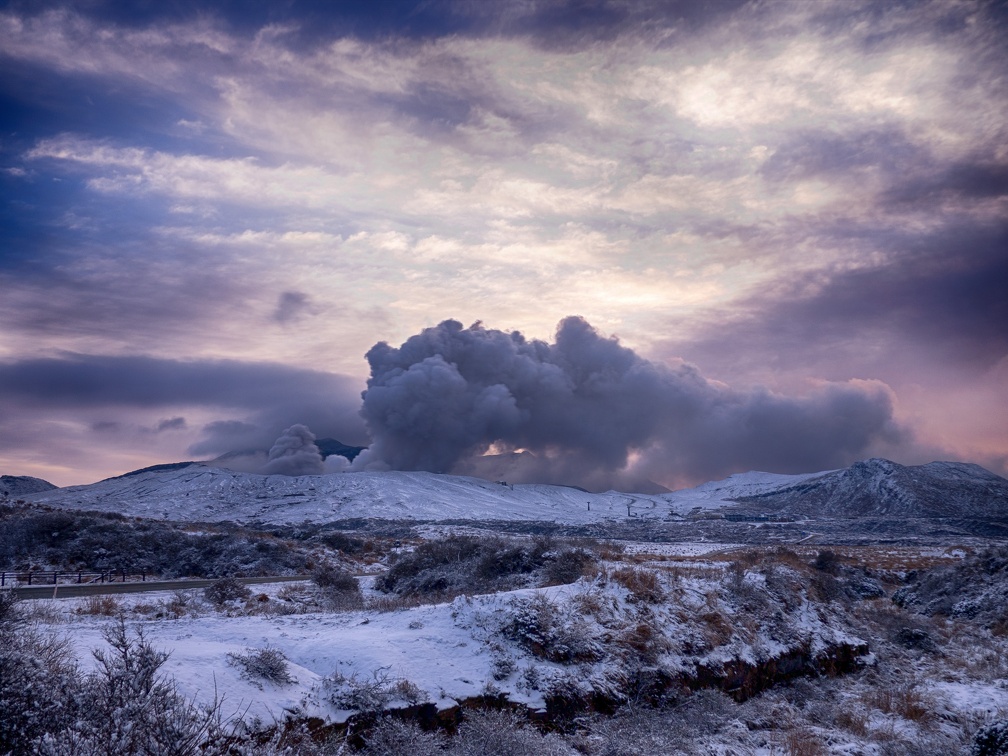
{"left": 376, "top": 536, "right": 598, "bottom": 598}
{"left": 0, "top": 594, "right": 79, "bottom": 755}
{"left": 450, "top": 708, "right": 576, "bottom": 756}
{"left": 503, "top": 594, "right": 603, "bottom": 663}
{"left": 312, "top": 562, "right": 364, "bottom": 610}
{"left": 973, "top": 721, "right": 1008, "bottom": 756}
{"left": 55, "top": 619, "right": 227, "bottom": 755}
{"left": 203, "top": 575, "right": 252, "bottom": 605}
{"left": 894, "top": 545, "right": 1008, "bottom": 631}
{"left": 321, "top": 667, "right": 427, "bottom": 713}
{"left": 0, "top": 503, "right": 313, "bottom": 578}
{"left": 363, "top": 718, "right": 444, "bottom": 755}
{"left": 227, "top": 646, "right": 296, "bottom": 687}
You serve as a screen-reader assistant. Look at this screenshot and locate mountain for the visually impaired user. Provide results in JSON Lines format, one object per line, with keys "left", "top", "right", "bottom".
{"left": 1, "top": 474, "right": 58, "bottom": 498}
{"left": 213, "top": 438, "right": 365, "bottom": 465}
{"left": 24, "top": 463, "right": 783, "bottom": 525}
{"left": 731, "top": 458, "right": 1008, "bottom": 519}
{"left": 16, "top": 458, "right": 1008, "bottom": 530}
{"left": 315, "top": 438, "right": 365, "bottom": 461}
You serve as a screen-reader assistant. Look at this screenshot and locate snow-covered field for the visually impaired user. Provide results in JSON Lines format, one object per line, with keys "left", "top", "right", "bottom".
{"left": 13, "top": 541, "right": 1008, "bottom": 755}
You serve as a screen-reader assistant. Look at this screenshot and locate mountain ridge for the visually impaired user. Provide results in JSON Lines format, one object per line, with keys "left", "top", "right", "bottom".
{"left": 732, "top": 458, "right": 1008, "bottom": 519}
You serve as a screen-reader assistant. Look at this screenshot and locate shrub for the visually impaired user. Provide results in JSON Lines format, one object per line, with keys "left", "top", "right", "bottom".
{"left": 451, "top": 708, "right": 576, "bottom": 756}
{"left": 203, "top": 576, "right": 252, "bottom": 606}
{"left": 973, "top": 721, "right": 1008, "bottom": 756}
{"left": 363, "top": 718, "right": 443, "bottom": 756}
{"left": 0, "top": 604, "right": 79, "bottom": 754}
{"left": 503, "top": 594, "right": 602, "bottom": 664}
{"left": 321, "top": 667, "right": 426, "bottom": 712}
{"left": 227, "top": 647, "right": 295, "bottom": 686}
{"left": 543, "top": 548, "right": 596, "bottom": 586}
{"left": 35, "top": 618, "right": 229, "bottom": 755}
{"left": 312, "top": 563, "right": 364, "bottom": 610}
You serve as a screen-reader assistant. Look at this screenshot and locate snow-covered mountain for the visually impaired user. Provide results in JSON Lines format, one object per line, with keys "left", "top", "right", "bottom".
{"left": 732, "top": 458, "right": 1008, "bottom": 519}
{"left": 16, "top": 458, "right": 1007, "bottom": 526}
{"left": 1, "top": 474, "right": 58, "bottom": 498}
{"left": 24, "top": 464, "right": 818, "bottom": 526}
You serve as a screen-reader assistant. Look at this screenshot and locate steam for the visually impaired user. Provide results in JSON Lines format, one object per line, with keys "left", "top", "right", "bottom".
{"left": 263, "top": 424, "right": 325, "bottom": 476}
{"left": 353, "top": 317, "right": 904, "bottom": 490}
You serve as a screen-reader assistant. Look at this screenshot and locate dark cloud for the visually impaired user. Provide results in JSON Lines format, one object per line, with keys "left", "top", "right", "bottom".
{"left": 3, "top": 0, "right": 751, "bottom": 46}
{"left": 0, "top": 353, "right": 368, "bottom": 459}
{"left": 272, "top": 291, "right": 312, "bottom": 324}
{"left": 156, "top": 416, "right": 187, "bottom": 432}
{"left": 354, "top": 317, "right": 903, "bottom": 490}
{"left": 883, "top": 160, "right": 1008, "bottom": 206}
{"left": 664, "top": 221, "right": 1008, "bottom": 381}
{"left": 759, "top": 129, "right": 925, "bottom": 183}
{"left": 0, "top": 353, "right": 350, "bottom": 407}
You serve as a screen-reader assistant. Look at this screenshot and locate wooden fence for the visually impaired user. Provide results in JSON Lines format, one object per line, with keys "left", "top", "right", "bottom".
{"left": 0, "top": 569, "right": 147, "bottom": 588}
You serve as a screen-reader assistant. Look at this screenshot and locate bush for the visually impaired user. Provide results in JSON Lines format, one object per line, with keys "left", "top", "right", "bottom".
{"left": 0, "top": 600, "right": 79, "bottom": 754}
{"left": 363, "top": 718, "right": 443, "bottom": 756}
{"left": 451, "top": 708, "right": 576, "bottom": 756}
{"left": 227, "top": 647, "right": 295, "bottom": 686}
{"left": 313, "top": 563, "right": 364, "bottom": 610}
{"left": 376, "top": 536, "right": 598, "bottom": 598}
{"left": 503, "top": 594, "right": 602, "bottom": 664}
{"left": 973, "top": 721, "right": 1008, "bottom": 756}
{"left": 203, "top": 576, "right": 252, "bottom": 606}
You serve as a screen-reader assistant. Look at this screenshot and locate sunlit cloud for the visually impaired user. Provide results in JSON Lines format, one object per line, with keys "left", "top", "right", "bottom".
{"left": 1, "top": 0, "right": 1006, "bottom": 483}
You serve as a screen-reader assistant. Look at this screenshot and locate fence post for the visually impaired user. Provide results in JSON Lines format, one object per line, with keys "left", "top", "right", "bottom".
{"left": 54, "top": 571, "right": 58, "bottom": 585}
{"left": 78, "top": 571, "right": 82, "bottom": 584}
{"left": 27, "top": 572, "right": 32, "bottom": 586}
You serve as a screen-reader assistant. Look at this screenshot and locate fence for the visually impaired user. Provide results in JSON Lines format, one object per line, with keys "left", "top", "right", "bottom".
{"left": 0, "top": 569, "right": 146, "bottom": 588}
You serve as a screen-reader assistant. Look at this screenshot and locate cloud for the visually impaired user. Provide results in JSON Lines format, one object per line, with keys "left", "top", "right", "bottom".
{"left": 354, "top": 317, "right": 904, "bottom": 490}
{"left": 0, "top": 353, "right": 368, "bottom": 468}
{"left": 273, "top": 290, "right": 312, "bottom": 324}
{"left": 156, "top": 416, "right": 187, "bottom": 432}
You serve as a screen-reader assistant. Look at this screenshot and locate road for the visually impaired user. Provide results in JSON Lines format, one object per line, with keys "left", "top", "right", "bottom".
{"left": 6, "top": 575, "right": 312, "bottom": 600}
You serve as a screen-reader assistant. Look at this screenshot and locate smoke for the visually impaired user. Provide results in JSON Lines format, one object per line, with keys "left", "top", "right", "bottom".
{"left": 353, "top": 317, "right": 905, "bottom": 490}
{"left": 258, "top": 423, "right": 353, "bottom": 476}
{"left": 263, "top": 424, "right": 325, "bottom": 476}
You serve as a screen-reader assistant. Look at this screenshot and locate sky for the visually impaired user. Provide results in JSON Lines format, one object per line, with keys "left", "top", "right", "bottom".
{"left": 1, "top": 0, "right": 1006, "bottom": 490}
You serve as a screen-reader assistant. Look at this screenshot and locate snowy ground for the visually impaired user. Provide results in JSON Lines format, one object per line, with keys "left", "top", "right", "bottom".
{"left": 17, "top": 541, "right": 1008, "bottom": 755}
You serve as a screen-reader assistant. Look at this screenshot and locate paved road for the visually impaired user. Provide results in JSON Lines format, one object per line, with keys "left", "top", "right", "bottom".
{"left": 6, "top": 575, "right": 312, "bottom": 600}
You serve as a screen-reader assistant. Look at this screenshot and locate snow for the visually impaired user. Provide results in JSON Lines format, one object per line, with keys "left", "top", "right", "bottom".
{"left": 28, "top": 465, "right": 824, "bottom": 526}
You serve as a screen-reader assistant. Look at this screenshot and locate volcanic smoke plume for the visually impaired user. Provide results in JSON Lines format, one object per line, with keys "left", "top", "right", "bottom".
{"left": 263, "top": 423, "right": 324, "bottom": 476}
{"left": 352, "top": 317, "right": 904, "bottom": 491}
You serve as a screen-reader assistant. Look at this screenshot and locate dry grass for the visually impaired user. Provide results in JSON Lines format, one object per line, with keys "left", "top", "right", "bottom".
{"left": 775, "top": 727, "right": 828, "bottom": 756}
{"left": 863, "top": 684, "right": 935, "bottom": 725}
{"left": 76, "top": 595, "right": 120, "bottom": 616}
{"left": 610, "top": 567, "right": 664, "bottom": 603}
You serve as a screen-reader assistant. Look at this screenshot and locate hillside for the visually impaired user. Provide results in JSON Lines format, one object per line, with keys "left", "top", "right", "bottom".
{"left": 1, "top": 474, "right": 57, "bottom": 498}
{"left": 732, "top": 458, "right": 1008, "bottom": 519}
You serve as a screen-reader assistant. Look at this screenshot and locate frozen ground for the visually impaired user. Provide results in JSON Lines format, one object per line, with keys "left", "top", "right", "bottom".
{"left": 16, "top": 541, "right": 1008, "bottom": 755}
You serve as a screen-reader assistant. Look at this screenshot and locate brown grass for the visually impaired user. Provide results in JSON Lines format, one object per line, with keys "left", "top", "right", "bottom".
{"left": 76, "top": 595, "right": 120, "bottom": 616}
{"left": 610, "top": 567, "right": 664, "bottom": 603}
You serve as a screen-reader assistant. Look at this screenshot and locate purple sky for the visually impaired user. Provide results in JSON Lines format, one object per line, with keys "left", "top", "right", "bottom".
{"left": 1, "top": 1, "right": 1005, "bottom": 489}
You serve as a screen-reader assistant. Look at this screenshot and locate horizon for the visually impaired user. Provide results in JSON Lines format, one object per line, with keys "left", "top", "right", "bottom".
{"left": 1, "top": 1, "right": 1006, "bottom": 488}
